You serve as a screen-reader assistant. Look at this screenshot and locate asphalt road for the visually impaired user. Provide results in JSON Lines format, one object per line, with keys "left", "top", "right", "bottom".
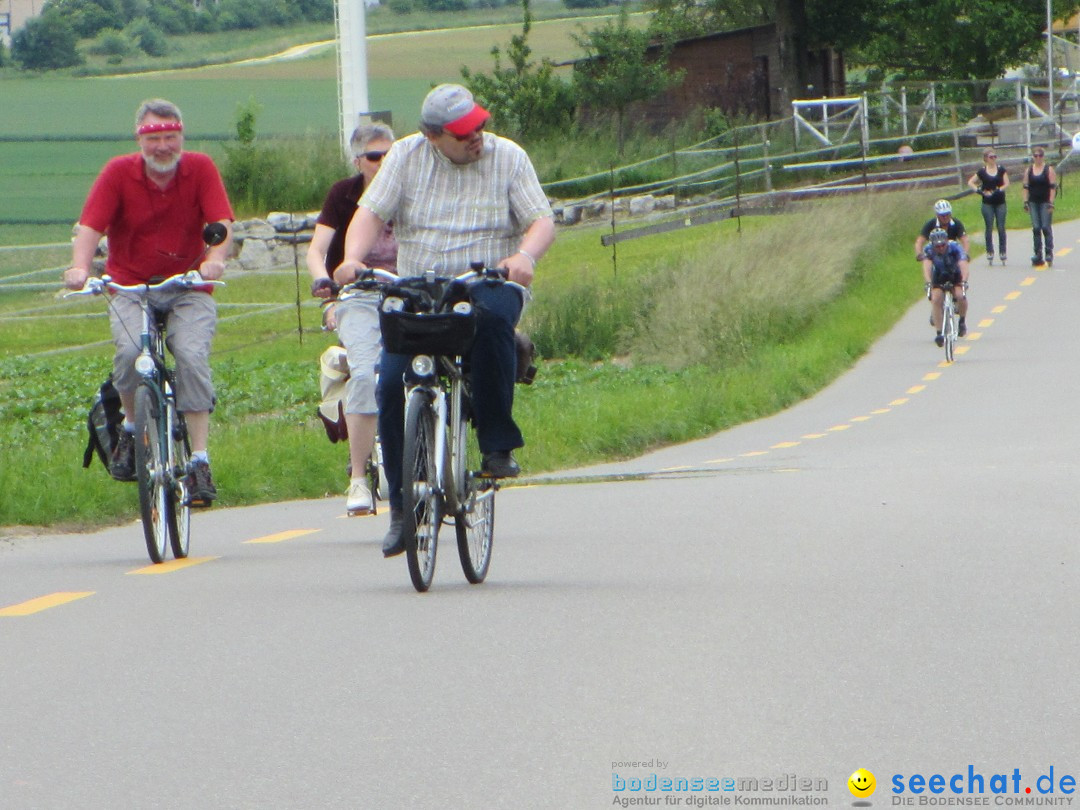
{"left": 2, "top": 220, "right": 1078, "bottom": 809}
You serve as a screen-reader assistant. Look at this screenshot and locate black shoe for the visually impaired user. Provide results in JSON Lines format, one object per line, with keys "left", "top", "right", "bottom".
{"left": 186, "top": 459, "right": 217, "bottom": 506}
{"left": 481, "top": 450, "right": 520, "bottom": 478}
{"left": 958, "top": 319, "right": 967, "bottom": 338}
{"left": 934, "top": 333, "right": 944, "bottom": 347}
{"left": 109, "top": 430, "right": 136, "bottom": 482}
{"left": 1032, "top": 254, "right": 1043, "bottom": 266}
{"left": 382, "top": 508, "right": 405, "bottom": 557}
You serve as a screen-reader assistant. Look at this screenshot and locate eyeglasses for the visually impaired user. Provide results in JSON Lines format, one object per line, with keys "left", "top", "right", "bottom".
{"left": 986, "top": 154, "right": 997, "bottom": 159}
{"left": 448, "top": 123, "right": 485, "bottom": 142}
{"left": 1033, "top": 151, "right": 1045, "bottom": 157}
{"left": 360, "top": 150, "right": 386, "bottom": 161}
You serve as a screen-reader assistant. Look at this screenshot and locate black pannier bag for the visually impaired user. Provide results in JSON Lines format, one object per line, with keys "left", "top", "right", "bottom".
{"left": 83, "top": 376, "right": 123, "bottom": 470}
{"left": 379, "top": 276, "right": 477, "bottom": 357}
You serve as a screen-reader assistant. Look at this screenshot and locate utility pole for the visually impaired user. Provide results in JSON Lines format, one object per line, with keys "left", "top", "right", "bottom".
{"left": 335, "top": 0, "right": 370, "bottom": 157}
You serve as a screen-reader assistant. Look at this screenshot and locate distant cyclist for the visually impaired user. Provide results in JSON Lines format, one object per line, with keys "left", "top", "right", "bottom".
{"left": 922, "top": 228, "right": 969, "bottom": 346}
{"left": 915, "top": 199, "right": 970, "bottom": 260}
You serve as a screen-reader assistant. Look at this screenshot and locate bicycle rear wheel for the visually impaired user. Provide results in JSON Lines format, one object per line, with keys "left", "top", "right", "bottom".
{"left": 456, "top": 428, "right": 494, "bottom": 584}
{"left": 168, "top": 406, "right": 191, "bottom": 559}
{"left": 402, "top": 389, "right": 441, "bottom": 592}
{"left": 134, "top": 383, "right": 169, "bottom": 564}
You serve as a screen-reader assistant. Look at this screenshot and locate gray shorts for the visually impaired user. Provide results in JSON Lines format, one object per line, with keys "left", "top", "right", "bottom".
{"left": 335, "top": 292, "right": 381, "bottom": 414}
{"left": 108, "top": 288, "right": 217, "bottom": 412}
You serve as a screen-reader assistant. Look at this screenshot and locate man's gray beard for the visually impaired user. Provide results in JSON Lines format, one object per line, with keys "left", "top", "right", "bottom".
{"left": 143, "top": 153, "right": 180, "bottom": 173}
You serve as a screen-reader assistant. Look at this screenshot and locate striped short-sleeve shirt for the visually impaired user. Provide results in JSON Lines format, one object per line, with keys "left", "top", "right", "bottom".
{"left": 359, "top": 132, "right": 552, "bottom": 278}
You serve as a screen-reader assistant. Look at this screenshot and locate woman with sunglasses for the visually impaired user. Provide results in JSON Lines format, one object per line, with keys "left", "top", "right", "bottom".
{"left": 1022, "top": 147, "right": 1057, "bottom": 266}
{"left": 968, "top": 147, "right": 1009, "bottom": 265}
{"left": 307, "top": 122, "right": 397, "bottom": 516}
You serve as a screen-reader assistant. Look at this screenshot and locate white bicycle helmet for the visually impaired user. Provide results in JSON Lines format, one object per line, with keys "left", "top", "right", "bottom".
{"left": 934, "top": 199, "right": 952, "bottom": 215}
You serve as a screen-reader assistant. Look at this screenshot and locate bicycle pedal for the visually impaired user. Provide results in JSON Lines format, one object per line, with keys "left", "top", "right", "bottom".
{"left": 347, "top": 506, "right": 376, "bottom": 517}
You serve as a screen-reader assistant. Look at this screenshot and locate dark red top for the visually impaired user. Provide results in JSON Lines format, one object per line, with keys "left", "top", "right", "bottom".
{"left": 80, "top": 152, "right": 234, "bottom": 285}
{"left": 316, "top": 173, "right": 397, "bottom": 273}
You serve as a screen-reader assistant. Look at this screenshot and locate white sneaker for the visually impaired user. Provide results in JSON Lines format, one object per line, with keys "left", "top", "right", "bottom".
{"left": 346, "top": 478, "right": 373, "bottom": 515}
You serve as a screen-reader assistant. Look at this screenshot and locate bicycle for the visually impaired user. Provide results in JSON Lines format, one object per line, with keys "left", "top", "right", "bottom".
{"left": 940, "top": 281, "right": 963, "bottom": 363}
{"left": 65, "top": 225, "right": 226, "bottom": 563}
{"left": 372, "top": 264, "right": 524, "bottom": 592}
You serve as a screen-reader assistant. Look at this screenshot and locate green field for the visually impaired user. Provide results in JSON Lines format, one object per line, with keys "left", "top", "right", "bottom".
{"left": 0, "top": 16, "right": 616, "bottom": 225}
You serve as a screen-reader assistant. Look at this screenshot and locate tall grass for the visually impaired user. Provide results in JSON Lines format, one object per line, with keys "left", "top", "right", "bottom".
{"left": 624, "top": 195, "right": 927, "bottom": 368}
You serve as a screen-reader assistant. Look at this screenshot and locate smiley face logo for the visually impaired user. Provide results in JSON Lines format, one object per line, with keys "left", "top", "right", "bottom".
{"left": 848, "top": 768, "right": 876, "bottom": 798}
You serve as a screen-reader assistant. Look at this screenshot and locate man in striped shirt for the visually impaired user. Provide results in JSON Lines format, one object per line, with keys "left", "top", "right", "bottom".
{"left": 336, "top": 84, "right": 555, "bottom": 557}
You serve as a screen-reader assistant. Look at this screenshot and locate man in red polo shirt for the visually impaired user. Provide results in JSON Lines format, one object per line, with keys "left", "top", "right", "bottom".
{"left": 64, "top": 98, "right": 234, "bottom": 503}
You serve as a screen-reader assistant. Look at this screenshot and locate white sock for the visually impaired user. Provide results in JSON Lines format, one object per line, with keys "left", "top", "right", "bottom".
{"left": 191, "top": 451, "right": 209, "bottom": 464}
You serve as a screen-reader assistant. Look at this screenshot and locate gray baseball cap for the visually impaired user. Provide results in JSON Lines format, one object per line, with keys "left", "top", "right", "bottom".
{"left": 421, "top": 84, "right": 490, "bottom": 136}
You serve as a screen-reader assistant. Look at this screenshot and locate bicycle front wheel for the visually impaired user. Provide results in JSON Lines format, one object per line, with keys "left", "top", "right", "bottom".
{"left": 168, "top": 406, "right": 191, "bottom": 560}
{"left": 134, "top": 383, "right": 169, "bottom": 564}
{"left": 943, "top": 294, "right": 956, "bottom": 363}
{"left": 456, "top": 428, "right": 494, "bottom": 584}
{"left": 402, "top": 389, "right": 441, "bottom": 592}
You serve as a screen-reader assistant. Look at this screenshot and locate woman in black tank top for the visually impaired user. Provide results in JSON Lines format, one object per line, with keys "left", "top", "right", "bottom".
{"left": 968, "top": 147, "right": 1009, "bottom": 264}
{"left": 1023, "top": 147, "right": 1057, "bottom": 266}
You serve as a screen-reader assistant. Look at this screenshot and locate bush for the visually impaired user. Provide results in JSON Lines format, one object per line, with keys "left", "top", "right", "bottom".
{"left": 11, "top": 12, "right": 85, "bottom": 70}
{"left": 221, "top": 100, "right": 348, "bottom": 215}
{"left": 126, "top": 19, "right": 169, "bottom": 56}
{"left": 87, "top": 29, "right": 134, "bottom": 57}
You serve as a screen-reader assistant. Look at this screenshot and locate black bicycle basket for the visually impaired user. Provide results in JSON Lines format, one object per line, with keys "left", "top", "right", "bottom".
{"left": 379, "top": 276, "right": 476, "bottom": 357}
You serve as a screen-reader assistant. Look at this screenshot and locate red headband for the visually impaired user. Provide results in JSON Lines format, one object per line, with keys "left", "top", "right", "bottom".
{"left": 137, "top": 121, "right": 183, "bottom": 135}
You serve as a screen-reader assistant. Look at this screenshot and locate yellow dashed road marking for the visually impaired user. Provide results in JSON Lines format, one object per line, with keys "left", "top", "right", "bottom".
{"left": 740, "top": 450, "right": 768, "bottom": 458}
{"left": 890, "top": 398, "right": 910, "bottom": 406}
{"left": 705, "top": 457, "right": 734, "bottom": 464}
{"left": 907, "top": 385, "right": 926, "bottom": 394}
{"left": 1021, "top": 277, "right": 1036, "bottom": 286}
{"left": 244, "top": 529, "right": 319, "bottom": 544}
{"left": 0, "top": 592, "right": 95, "bottom": 617}
{"left": 992, "top": 305, "right": 1006, "bottom": 313}
{"left": 771, "top": 441, "right": 801, "bottom": 449}
{"left": 1005, "top": 291, "right": 1022, "bottom": 300}
{"left": 128, "top": 556, "right": 218, "bottom": 574}
{"left": 851, "top": 416, "right": 871, "bottom": 422}
{"left": 979, "top": 319, "right": 994, "bottom": 327}
{"left": 828, "top": 424, "right": 851, "bottom": 432}
{"left": 923, "top": 372, "right": 941, "bottom": 381}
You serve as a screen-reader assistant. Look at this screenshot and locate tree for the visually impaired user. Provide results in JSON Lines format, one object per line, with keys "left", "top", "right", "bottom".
{"left": 573, "top": 8, "right": 684, "bottom": 154}
{"left": 461, "top": 0, "right": 575, "bottom": 140}
{"left": 853, "top": 0, "right": 1080, "bottom": 102}
{"left": 11, "top": 11, "right": 84, "bottom": 70}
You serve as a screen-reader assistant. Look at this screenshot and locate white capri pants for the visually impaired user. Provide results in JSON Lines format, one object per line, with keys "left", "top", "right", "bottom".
{"left": 335, "top": 292, "right": 381, "bottom": 415}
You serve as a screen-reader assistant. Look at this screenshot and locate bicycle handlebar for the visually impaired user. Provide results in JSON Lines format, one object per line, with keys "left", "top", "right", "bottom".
{"left": 64, "top": 271, "right": 226, "bottom": 299}
{"left": 338, "top": 266, "right": 527, "bottom": 300}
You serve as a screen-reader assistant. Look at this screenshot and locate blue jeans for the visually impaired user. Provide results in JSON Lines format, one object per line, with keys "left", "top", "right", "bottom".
{"left": 376, "top": 282, "right": 524, "bottom": 511}
{"left": 1029, "top": 202, "right": 1054, "bottom": 258}
{"left": 981, "top": 202, "right": 1007, "bottom": 256}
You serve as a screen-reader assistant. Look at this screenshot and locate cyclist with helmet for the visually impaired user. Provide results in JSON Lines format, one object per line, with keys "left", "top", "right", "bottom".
{"left": 922, "top": 227, "right": 969, "bottom": 346}
{"left": 915, "top": 199, "right": 970, "bottom": 260}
